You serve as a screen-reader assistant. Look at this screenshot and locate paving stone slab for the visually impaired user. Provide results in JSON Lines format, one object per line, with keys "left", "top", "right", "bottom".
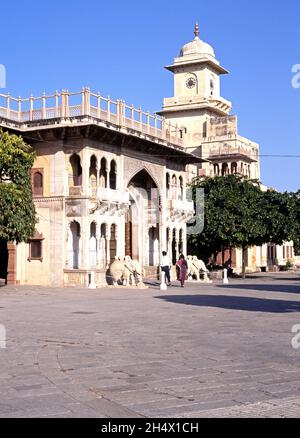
{"left": 1, "top": 274, "right": 300, "bottom": 417}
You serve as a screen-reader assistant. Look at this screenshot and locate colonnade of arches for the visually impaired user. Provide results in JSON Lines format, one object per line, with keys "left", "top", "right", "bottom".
{"left": 166, "top": 227, "right": 185, "bottom": 265}
{"left": 213, "top": 162, "right": 251, "bottom": 178}
{"left": 166, "top": 173, "right": 184, "bottom": 201}
{"left": 89, "top": 156, "right": 117, "bottom": 189}
{"left": 68, "top": 153, "right": 117, "bottom": 192}
{"left": 67, "top": 167, "right": 188, "bottom": 272}
{"left": 68, "top": 220, "right": 117, "bottom": 270}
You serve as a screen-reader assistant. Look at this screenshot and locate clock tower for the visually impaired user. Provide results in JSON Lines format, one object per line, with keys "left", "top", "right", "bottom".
{"left": 158, "top": 22, "right": 232, "bottom": 152}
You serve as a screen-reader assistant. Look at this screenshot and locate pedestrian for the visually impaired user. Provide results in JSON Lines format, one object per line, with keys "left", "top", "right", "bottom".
{"left": 161, "top": 251, "right": 171, "bottom": 286}
{"left": 176, "top": 254, "right": 188, "bottom": 288}
{"left": 224, "top": 258, "right": 233, "bottom": 277}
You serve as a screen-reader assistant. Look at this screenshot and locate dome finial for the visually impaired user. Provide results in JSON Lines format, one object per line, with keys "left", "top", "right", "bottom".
{"left": 194, "top": 21, "right": 199, "bottom": 38}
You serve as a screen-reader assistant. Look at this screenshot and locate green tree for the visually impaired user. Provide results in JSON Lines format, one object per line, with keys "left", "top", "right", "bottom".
{"left": 0, "top": 128, "right": 36, "bottom": 242}
{"left": 262, "top": 189, "right": 294, "bottom": 246}
{"left": 288, "top": 191, "right": 300, "bottom": 255}
{"left": 188, "top": 175, "right": 292, "bottom": 278}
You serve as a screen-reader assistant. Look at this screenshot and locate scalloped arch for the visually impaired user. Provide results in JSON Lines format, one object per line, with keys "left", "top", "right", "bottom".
{"left": 126, "top": 165, "right": 162, "bottom": 197}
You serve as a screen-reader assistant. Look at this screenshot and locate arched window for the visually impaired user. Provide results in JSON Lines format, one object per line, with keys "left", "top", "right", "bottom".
{"left": 70, "top": 154, "right": 82, "bottom": 187}
{"left": 178, "top": 229, "right": 183, "bottom": 255}
{"left": 99, "top": 157, "right": 107, "bottom": 188}
{"left": 172, "top": 175, "right": 177, "bottom": 199}
{"left": 32, "top": 169, "right": 44, "bottom": 196}
{"left": 109, "top": 160, "right": 117, "bottom": 190}
{"left": 69, "top": 221, "right": 81, "bottom": 269}
{"left": 179, "top": 176, "right": 184, "bottom": 201}
{"left": 34, "top": 172, "right": 43, "bottom": 188}
{"left": 166, "top": 228, "right": 170, "bottom": 250}
{"left": 231, "top": 162, "right": 238, "bottom": 174}
{"left": 89, "top": 155, "right": 97, "bottom": 187}
{"left": 99, "top": 223, "right": 107, "bottom": 269}
{"left": 166, "top": 173, "right": 170, "bottom": 199}
{"left": 28, "top": 230, "right": 44, "bottom": 261}
{"left": 210, "top": 77, "right": 215, "bottom": 96}
{"left": 222, "top": 163, "right": 228, "bottom": 176}
{"left": 172, "top": 229, "right": 177, "bottom": 266}
{"left": 214, "top": 164, "right": 220, "bottom": 176}
{"left": 203, "top": 121, "right": 207, "bottom": 138}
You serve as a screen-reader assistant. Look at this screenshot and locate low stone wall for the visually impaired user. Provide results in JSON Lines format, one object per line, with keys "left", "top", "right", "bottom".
{"left": 64, "top": 269, "right": 107, "bottom": 287}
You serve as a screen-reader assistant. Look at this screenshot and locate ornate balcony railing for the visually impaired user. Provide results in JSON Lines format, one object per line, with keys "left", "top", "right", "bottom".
{"left": 208, "top": 143, "right": 259, "bottom": 161}
{"left": 167, "top": 199, "right": 194, "bottom": 213}
{"left": 0, "top": 88, "right": 184, "bottom": 148}
{"left": 89, "top": 187, "right": 130, "bottom": 204}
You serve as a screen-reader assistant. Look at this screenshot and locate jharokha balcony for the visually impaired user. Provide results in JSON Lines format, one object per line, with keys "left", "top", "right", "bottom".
{"left": 89, "top": 187, "right": 130, "bottom": 204}
{"left": 68, "top": 185, "right": 129, "bottom": 204}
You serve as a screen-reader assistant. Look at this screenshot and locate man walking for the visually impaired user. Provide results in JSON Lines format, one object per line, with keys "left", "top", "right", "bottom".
{"left": 161, "top": 251, "right": 171, "bottom": 286}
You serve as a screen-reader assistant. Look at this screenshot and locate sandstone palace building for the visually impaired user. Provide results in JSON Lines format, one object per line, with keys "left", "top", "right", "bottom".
{"left": 0, "top": 24, "right": 295, "bottom": 286}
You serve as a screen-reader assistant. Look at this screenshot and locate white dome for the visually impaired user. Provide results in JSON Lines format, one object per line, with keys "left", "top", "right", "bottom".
{"left": 180, "top": 36, "right": 215, "bottom": 58}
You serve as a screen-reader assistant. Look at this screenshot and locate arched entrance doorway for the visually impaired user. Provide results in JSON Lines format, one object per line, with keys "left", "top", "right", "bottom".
{"left": 126, "top": 169, "right": 160, "bottom": 267}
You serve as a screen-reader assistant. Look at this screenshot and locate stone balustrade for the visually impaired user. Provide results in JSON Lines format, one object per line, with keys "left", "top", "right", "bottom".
{"left": 96, "top": 188, "right": 130, "bottom": 204}
{"left": 167, "top": 199, "right": 194, "bottom": 213}
{"left": 0, "top": 88, "right": 184, "bottom": 148}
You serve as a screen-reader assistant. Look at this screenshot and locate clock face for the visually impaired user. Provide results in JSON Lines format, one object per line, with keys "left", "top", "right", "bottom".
{"left": 186, "top": 77, "right": 196, "bottom": 89}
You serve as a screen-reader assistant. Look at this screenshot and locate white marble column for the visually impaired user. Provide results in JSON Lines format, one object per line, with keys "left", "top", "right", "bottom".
{"left": 81, "top": 218, "right": 89, "bottom": 269}
{"left": 106, "top": 226, "right": 111, "bottom": 267}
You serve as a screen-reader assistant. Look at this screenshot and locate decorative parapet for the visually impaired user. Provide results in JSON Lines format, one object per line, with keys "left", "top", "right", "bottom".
{"left": 208, "top": 115, "right": 237, "bottom": 137}
{"left": 206, "top": 137, "right": 259, "bottom": 162}
{"left": 0, "top": 88, "right": 184, "bottom": 148}
{"left": 89, "top": 187, "right": 130, "bottom": 204}
{"left": 201, "top": 116, "right": 259, "bottom": 162}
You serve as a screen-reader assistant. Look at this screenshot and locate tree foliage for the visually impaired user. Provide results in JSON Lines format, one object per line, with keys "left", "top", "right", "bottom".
{"left": 288, "top": 191, "right": 300, "bottom": 255}
{"left": 262, "top": 189, "right": 294, "bottom": 245}
{"left": 0, "top": 128, "right": 36, "bottom": 242}
{"left": 188, "top": 175, "right": 294, "bottom": 276}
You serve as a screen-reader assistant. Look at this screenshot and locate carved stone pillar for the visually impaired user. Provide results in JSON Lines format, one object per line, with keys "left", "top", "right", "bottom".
{"left": 125, "top": 215, "right": 132, "bottom": 257}
{"left": 182, "top": 225, "right": 187, "bottom": 257}
{"left": 167, "top": 228, "right": 172, "bottom": 260}
{"left": 174, "top": 228, "right": 179, "bottom": 262}
{"left": 80, "top": 219, "right": 89, "bottom": 269}
{"left": 7, "top": 242, "right": 17, "bottom": 285}
{"left": 82, "top": 152, "right": 89, "bottom": 196}
{"left": 106, "top": 227, "right": 111, "bottom": 267}
{"left": 106, "top": 162, "right": 110, "bottom": 189}
{"left": 96, "top": 222, "right": 100, "bottom": 267}
{"left": 96, "top": 163, "right": 100, "bottom": 188}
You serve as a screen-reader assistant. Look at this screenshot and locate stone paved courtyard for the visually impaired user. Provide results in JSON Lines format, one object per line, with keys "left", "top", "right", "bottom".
{"left": 1, "top": 273, "right": 300, "bottom": 418}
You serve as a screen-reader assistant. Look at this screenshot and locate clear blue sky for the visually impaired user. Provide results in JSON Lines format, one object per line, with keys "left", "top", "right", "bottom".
{"left": 1, "top": 0, "right": 299, "bottom": 192}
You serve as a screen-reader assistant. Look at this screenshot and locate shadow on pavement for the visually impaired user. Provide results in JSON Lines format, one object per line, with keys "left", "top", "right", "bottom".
{"left": 273, "top": 276, "right": 300, "bottom": 281}
{"left": 217, "top": 283, "right": 300, "bottom": 294}
{"left": 155, "top": 294, "right": 300, "bottom": 313}
{"left": 243, "top": 275, "right": 300, "bottom": 282}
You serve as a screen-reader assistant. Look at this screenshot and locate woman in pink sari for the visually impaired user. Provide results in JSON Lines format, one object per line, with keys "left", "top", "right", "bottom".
{"left": 176, "top": 255, "right": 188, "bottom": 288}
